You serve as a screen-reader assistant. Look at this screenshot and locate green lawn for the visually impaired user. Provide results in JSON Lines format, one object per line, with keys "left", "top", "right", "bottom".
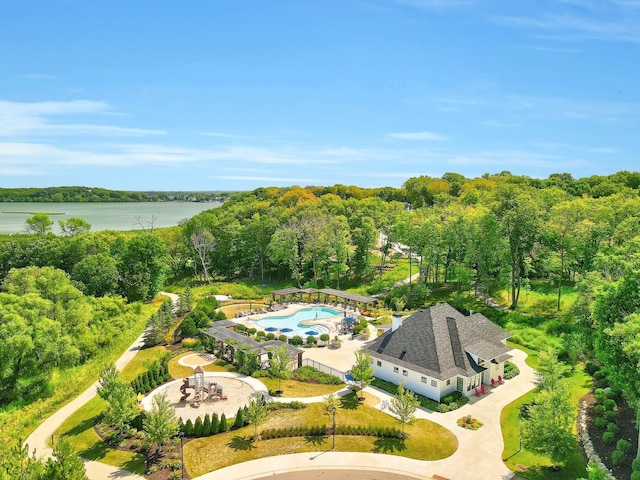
{"left": 119, "top": 345, "right": 167, "bottom": 382}
{"left": 54, "top": 396, "right": 145, "bottom": 474}
{"left": 501, "top": 348, "right": 592, "bottom": 480}
{"left": 261, "top": 377, "right": 345, "bottom": 397}
{"left": 185, "top": 392, "right": 458, "bottom": 477}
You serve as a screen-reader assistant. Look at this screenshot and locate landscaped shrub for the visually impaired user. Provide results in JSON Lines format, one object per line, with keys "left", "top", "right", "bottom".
{"left": 266, "top": 401, "right": 306, "bottom": 411}
{"left": 594, "top": 405, "right": 606, "bottom": 415}
{"left": 457, "top": 415, "right": 483, "bottom": 430}
{"left": 236, "top": 324, "right": 246, "bottom": 332}
{"left": 194, "top": 417, "right": 203, "bottom": 437}
{"left": 183, "top": 419, "right": 194, "bottom": 436}
{"left": 612, "top": 449, "right": 626, "bottom": 466}
{"left": 603, "top": 431, "right": 615, "bottom": 444}
{"left": 631, "top": 473, "right": 640, "bottom": 480}
{"left": 442, "top": 391, "right": 464, "bottom": 405}
{"left": 633, "top": 458, "right": 640, "bottom": 471}
{"left": 503, "top": 361, "right": 520, "bottom": 380}
{"left": 211, "top": 413, "right": 219, "bottom": 435}
{"left": 220, "top": 413, "right": 228, "bottom": 432}
{"left": 289, "top": 335, "right": 303, "bottom": 346}
{"left": 292, "top": 366, "right": 342, "bottom": 385}
{"left": 203, "top": 414, "right": 212, "bottom": 436}
{"left": 278, "top": 335, "right": 288, "bottom": 342}
{"left": 234, "top": 408, "right": 244, "bottom": 428}
{"left": 371, "top": 377, "right": 468, "bottom": 413}
{"left": 131, "top": 357, "right": 170, "bottom": 394}
{"left": 604, "top": 399, "right": 617, "bottom": 411}
{"left": 247, "top": 327, "right": 257, "bottom": 336}
{"left": 604, "top": 410, "right": 617, "bottom": 422}
{"left": 616, "top": 439, "right": 632, "bottom": 454}
{"left": 266, "top": 332, "right": 275, "bottom": 340}
{"left": 306, "top": 335, "right": 317, "bottom": 345}
{"left": 585, "top": 361, "right": 600, "bottom": 375}
{"left": 251, "top": 369, "right": 269, "bottom": 378}
{"left": 594, "top": 388, "right": 605, "bottom": 402}
{"left": 595, "top": 417, "right": 608, "bottom": 428}
{"left": 606, "top": 422, "right": 619, "bottom": 434}
{"left": 181, "top": 337, "right": 200, "bottom": 349}
{"left": 256, "top": 330, "right": 266, "bottom": 338}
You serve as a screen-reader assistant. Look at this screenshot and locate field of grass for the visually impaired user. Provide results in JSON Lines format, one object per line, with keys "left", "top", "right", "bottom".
{"left": 184, "top": 392, "right": 458, "bottom": 477}
{"left": 261, "top": 377, "right": 345, "bottom": 397}
{"left": 55, "top": 397, "right": 145, "bottom": 474}
{"left": 167, "top": 353, "right": 234, "bottom": 379}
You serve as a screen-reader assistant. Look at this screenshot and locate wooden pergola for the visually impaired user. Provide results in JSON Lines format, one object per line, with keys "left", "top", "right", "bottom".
{"left": 270, "top": 287, "right": 378, "bottom": 311}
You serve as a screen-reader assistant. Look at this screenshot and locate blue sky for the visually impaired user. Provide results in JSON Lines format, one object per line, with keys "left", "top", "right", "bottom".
{"left": 1, "top": 0, "right": 639, "bottom": 191}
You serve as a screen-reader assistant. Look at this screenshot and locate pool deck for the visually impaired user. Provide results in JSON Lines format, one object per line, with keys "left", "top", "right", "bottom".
{"left": 235, "top": 303, "right": 360, "bottom": 336}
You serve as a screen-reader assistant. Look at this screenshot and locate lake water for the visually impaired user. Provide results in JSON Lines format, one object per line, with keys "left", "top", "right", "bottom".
{"left": 0, "top": 202, "right": 222, "bottom": 234}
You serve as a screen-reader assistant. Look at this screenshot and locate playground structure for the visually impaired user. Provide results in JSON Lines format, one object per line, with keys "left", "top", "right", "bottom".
{"left": 179, "top": 365, "right": 227, "bottom": 407}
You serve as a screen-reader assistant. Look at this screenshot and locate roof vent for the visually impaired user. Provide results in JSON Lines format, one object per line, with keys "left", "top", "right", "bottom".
{"left": 469, "top": 310, "right": 474, "bottom": 316}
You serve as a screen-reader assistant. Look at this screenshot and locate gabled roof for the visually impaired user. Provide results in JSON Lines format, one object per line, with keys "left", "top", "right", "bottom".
{"left": 203, "top": 323, "right": 303, "bottom": 356}
{"left": 365, "top": 303, "right": 512, "bottom": 381}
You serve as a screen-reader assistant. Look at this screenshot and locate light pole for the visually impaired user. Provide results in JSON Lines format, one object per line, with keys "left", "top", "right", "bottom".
{"left": 178, "top": 432, "right": 185, "bottom": 479}
{"left": 331, "top": 409, "right": 336, "bottom": 449}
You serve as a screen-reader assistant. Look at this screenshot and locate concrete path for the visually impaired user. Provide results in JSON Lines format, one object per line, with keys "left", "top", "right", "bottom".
{"left": 192, "top": 347, "right": 536, "bottom": 480}
{"left": 23, "top": 291, "right": 180, "bottom": 480}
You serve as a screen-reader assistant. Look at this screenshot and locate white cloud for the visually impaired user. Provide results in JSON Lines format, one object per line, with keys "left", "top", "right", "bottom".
{"left": 492, "top": 13, "right": 640, "bottom": 43}
{"left": 389, "top": 131, "right": 447, "bottom": 141}
{"left": 0, "top": 100, "right": 166, "bottom": 138}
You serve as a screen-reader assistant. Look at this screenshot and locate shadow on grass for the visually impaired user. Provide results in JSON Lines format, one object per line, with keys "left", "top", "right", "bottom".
{"left": 79, "top": 439, "right": 111, "bottom": 461}
{"left": 304, "top": 434, "right": 328, "bottom": 446}
{"left": 340, "top": 393, "right": 361, "bottom": 410}
{"left": 64, "top": 414, "right": 101, "bottom": 437}
{"left": 227, "top": 436, "right": 256, "bottom": 451}
{"left": 372, "top": 437, "right": 407, "bottom": 453}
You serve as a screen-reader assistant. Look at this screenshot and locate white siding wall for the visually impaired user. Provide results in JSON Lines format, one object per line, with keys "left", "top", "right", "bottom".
{"left": 372, "top": 358, "right": 450, "bottom": 401}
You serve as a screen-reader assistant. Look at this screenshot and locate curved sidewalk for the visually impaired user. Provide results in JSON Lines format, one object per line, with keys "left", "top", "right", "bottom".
{"left": 23, "top": 291, "right": 180, "bottom": 480}
{"left": 192, "top": 348, "right": 536, "bottom": 480}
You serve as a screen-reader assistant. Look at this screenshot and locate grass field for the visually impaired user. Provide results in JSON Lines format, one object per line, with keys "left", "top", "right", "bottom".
{"left": 184, "top": 392, "right": 458, "bottom": 477}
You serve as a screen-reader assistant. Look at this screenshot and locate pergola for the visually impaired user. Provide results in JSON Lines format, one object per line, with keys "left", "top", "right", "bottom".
{"left": 203, "top": 323, "right": 303, "bottom": 367}
{"left": 270, "top": 287, "right": 378, "bottom": 311}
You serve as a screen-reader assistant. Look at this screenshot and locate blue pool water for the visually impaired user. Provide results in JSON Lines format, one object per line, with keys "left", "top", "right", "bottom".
{"left": 254, "top": 307, "right": 340, "bottom": 337}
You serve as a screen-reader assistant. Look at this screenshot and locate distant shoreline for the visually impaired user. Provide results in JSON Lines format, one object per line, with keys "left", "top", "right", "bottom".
{"left": 2, "top": 211, "right": 65, "bottom": 215}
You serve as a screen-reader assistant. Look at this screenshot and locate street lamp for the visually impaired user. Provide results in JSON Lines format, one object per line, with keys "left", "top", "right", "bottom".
{"left": 178, "top": 432, "right": 185, "bottom": 479}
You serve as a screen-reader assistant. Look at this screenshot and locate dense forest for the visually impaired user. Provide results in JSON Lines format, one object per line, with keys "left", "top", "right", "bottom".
{"left": 0, "top": 186, "right": 231, "bottom": 203}
{"left": 2, "top": 170, "right": 640, "bottom": 476}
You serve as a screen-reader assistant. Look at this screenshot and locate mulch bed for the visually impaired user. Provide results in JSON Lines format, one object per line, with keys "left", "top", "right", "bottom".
{"left": 584, "top": 391, "right": 637, "bottom": 480}
{"left": 95, "top": 424, "right": 191, "bottom": 479}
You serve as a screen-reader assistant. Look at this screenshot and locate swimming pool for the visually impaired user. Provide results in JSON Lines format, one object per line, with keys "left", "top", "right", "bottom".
{"left": 254, "top": 307, "right": 340, "bottom": 337}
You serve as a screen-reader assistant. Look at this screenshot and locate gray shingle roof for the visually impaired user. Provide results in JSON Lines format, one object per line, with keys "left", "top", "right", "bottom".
{"left": 365, "top": 303, "right": 512, "bottom": 381}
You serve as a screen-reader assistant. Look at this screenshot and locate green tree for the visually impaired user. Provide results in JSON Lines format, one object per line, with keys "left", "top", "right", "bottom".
{"left": 245, "top": 394, "right": 269, "bottom": 441}
{"left": 42, "top": 437, "right": 88, "bottom": 480}
{"left": 492, "top": 185, "right": 541, "bottom": 309}
{"left": 58, "top": 217, "right": 91, "bottom": 237}
{"left": 521, "top": 383, "right": 575, "bottom": 470}
{"left": 219, "top": 413, "right": 228, "bottom": 432}
{"left": 323, "top": 392, "right": 340, "bottom": 448}
{"left": 25, "top": 214, "right": 53, "bottom": 235}
{"left": 117, "top": 234, "right": 169, "bottom": 302}
{"left": 266, "top": 345, "right": 293, "bottom": 394}
{"left": 104, "top": 381, "right": 139, "bottom": 435}
{"left": 71, "top": 253, "right": 119, "bottom": 297}
{"left": 389, "top": 382, "right": 419, "bottom": 438}
{"left": 143, "top": 392, "right": 179, "bottom": 453}
{"left": 350, "top": 350, "right": 374, "bottom": 400}
{"left": 234, "top": 408, "right": 244, "bottom": 429}
{"left": 535, "top": 350, "right": 567, "bottom": 393}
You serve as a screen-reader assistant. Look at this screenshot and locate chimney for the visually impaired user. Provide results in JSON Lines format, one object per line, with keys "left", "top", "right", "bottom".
{"left": 391, "top": 313, "right": 402, "bottom": 332}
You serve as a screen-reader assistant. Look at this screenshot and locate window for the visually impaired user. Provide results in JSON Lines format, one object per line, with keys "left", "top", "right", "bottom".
{"left": 457, "top": 377, "right": 464, "bottom": 391}
{"left": 431, "top": 379, "right": 437, "bottom": 387}
{"left": 376, "top": 360, "right": 381, "bottom": 367}
{"left": 393, "top": 366, "right": 399, "bottom": 373}
{"left": 403, "top": 370, "right": 408, "bottom": 376}
{"left": 421, "top": 376, "right": 427, "bottom": 383}
{"left": 447, "top": 379, "right": 451, "bottom": 386}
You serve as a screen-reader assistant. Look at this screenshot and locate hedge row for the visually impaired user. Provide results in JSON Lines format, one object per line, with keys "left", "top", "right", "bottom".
{"left": 131, "top": 358, "right": 170, "bottom": 394}
{"left": 293, "top": 366, "right": 343, "bottom": 385}
{"left": 260, "top": 424, "right": 403, "bottom": 440}
{"left": 179, "top": 412, "right": 229, "bottom": 437}
{"left": 371, "top": 378, "right": 468, "bottom": 413}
